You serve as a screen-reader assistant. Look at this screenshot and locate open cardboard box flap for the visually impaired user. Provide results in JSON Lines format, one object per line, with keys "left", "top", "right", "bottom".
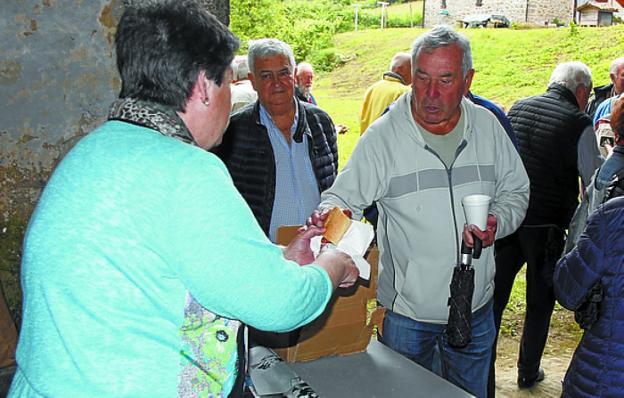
{"left": 274, "top": 225, "right": 385, "bottom": 363}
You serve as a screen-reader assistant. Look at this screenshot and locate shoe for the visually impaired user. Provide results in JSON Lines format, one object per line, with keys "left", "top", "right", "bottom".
{"left": 517, "top": 368, "right": 545, "bottom": 389}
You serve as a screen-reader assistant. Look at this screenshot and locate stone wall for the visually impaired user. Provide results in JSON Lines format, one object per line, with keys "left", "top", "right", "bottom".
{"left": 0, "top": 0, "right": 229, "bottom": 326}
{"left": 425, "top": 0, "right": 576, "bottom": 27}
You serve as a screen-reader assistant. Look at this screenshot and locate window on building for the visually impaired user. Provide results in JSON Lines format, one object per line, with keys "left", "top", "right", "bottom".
{"left": 476, "top": 0, "right": 483, "bottom": 6}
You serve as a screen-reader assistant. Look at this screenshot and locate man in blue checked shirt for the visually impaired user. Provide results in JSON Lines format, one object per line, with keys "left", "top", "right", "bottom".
{"left": 214, "top": 38, "right": 339, "bottom": 348}
{"left": 215, "top": 38, "right": 338, "bottom": 242}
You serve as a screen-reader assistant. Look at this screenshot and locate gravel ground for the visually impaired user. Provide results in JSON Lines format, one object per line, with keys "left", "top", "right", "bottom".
{"left": 493, "top": 330, "right": 576, "bottom": 397}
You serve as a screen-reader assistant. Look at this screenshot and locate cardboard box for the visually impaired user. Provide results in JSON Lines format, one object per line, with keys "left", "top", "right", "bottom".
{"left": 274, "top": 226, "right": 385, "bottom": 363}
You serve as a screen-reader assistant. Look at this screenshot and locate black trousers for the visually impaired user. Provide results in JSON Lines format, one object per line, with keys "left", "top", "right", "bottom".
{"left": 487, "top": 226, "right": 564, "bottom": 397}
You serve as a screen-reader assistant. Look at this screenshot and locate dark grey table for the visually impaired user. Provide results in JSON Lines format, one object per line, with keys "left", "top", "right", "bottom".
{"left": 290, "top": 340, "right": 475, "bottom": 397}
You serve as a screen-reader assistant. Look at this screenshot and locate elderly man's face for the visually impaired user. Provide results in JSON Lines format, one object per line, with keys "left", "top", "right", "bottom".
{"left": 297, "top": 68, "right": 314, "bottom": 93}
{"left": 411, "top": 44, "right": 474, "bottom": 135}
{"left": 250, "top": 55, "right": 295, "bottom": 115}
{"left": 611, "top": 63, "right": 624, "bottom": 95}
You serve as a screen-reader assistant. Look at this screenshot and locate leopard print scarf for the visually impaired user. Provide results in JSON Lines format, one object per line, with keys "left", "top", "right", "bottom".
{"left": 108, "top": 98, "right": 198, "bottom": 147}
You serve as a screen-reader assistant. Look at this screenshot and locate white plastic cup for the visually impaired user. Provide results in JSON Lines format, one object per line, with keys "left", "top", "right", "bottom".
{"left": 462, "top": 194, "right": 491, "bottom": 230}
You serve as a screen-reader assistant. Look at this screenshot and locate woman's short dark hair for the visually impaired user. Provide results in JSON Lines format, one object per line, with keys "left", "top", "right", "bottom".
{"left": 115, "top": 0, "right": 239, "bottom": 111}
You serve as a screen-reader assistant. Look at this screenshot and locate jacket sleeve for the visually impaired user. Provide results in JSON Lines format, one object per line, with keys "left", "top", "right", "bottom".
{"left": 307, "top": 107, "right": 339, "bottom": 173}
{"left": 488, "top": 115, "right": 530, "bottom": 239}
{"left": 577, "top": 125, "right": 604, "bottom": 188}
{"left": 319, "top": 126, "right": 390, "bottom": 220}
{"left": 323, "top": 112, "right": 339, "bottom": 172}
{"left": 554, "top": 204, "right": 607, "bottom": 310}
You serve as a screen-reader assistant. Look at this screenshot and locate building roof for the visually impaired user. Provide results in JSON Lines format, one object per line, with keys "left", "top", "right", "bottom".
{"left": 594, "top": 0, "right": 624, "bottom": 6}
{"left": 577, "top": 1, "right": 619, "bottom": 12}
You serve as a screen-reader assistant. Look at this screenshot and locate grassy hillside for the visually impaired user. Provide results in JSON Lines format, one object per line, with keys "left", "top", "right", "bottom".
{"left": 315, "top": 25, "right": 624, "bottom": 162}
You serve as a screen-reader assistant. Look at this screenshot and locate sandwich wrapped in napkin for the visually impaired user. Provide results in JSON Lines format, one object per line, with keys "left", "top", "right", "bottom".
{"left": 311, "top": 207, "right": 375, "bottom": 280}
{"left": 323, "top": 207, "right": 352, "bottom": 244}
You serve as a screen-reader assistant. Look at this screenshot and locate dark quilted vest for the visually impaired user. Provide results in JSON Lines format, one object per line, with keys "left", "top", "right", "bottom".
{"left": 508, "top": 84, "right": 591, "bottom": 228}
{"left": 214, "top": 99, "right": 338, "bottom": 235}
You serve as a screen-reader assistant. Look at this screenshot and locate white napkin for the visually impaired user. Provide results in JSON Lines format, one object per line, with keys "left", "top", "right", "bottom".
{"left": 310, "top": 220, "right": 375, "bottom": 280}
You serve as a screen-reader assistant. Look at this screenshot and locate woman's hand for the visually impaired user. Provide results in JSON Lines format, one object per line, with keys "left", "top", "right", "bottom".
{"left": 316, "top": 249, "right": 359, "bottom": 288}
{"left": 283, "top": 225, "right": 324, "bottom": 265}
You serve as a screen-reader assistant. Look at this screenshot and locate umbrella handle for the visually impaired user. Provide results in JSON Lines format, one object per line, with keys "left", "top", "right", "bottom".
{"left": 472, "top": 235, "right": 482, "bottom": 259}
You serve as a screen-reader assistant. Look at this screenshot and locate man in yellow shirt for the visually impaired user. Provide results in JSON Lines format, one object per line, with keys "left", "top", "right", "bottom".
{"left": 359, "top": 52, "right": 411, "bottom": 135}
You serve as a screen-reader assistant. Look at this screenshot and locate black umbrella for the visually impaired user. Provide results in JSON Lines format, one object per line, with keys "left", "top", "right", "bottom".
{"left": 446, "top": 236, "right": 481, "bottom": 348}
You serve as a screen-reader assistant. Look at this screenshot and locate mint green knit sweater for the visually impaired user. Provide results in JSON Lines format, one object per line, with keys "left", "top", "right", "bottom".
{"left": 10, "top": 121, "right": 332, "bottom": 397}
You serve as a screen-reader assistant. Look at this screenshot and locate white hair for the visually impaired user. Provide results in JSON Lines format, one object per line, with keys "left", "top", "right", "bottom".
{"left": 549, "top": 61, "right": 592, "bottom": 93}
{"left": 247, "top": 38, "right": 295, "bottom": 76}
{"left": 231, "top": 55, "right": 249, "bottom": 81}
{"left": 411, "top": 25, "right": 472, "bottom": 78}
{"left": 610, "top": 57, "right": 624, "bottom": 75}
{"left": 296, "top": 62, "right": 314, "bottom": 75}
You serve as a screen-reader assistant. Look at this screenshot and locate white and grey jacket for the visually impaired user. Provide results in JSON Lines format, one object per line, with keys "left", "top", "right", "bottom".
{"left": 320, "top": 93, "right": 529, "bottom": 323}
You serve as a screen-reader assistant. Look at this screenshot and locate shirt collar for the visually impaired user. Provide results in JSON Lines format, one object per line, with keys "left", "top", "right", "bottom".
{"left": 258, "top": 99, "right": 299, "bottom": 139}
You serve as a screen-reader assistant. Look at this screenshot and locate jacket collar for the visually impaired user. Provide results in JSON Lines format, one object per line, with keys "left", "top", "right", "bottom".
{"left": 547, "top": 83, "right": 580, "bottom": 108}
{"left": 383, "top": 71, "right": 407, "bottom": 85}
{"left": 251, "top": 98, "right": 312, "bottom": 144}
{"left": 594, "top": 83, "right": 614, "bottom": 97}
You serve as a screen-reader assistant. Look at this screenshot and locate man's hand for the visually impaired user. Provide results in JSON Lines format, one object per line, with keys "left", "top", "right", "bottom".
{"left": 463, "top": 214, "right": 497, "bottom": 248}
{"left": 306, "top": 209, "right": 330, "bottom": 229}
{"left": 306, "top": 208, "right": 352, "bottom": 229}
{"left": 283, "top": 225, "right": 324, "bottom": 265}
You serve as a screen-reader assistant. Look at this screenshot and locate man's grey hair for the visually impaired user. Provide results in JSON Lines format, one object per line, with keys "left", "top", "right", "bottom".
{"left": 610, "top": 57, "right": 624, "bottom": 75}
{"left": 247, "top": 38, "right": 296, "bottom": 75}
{"left": 549, "top": 61, "right": 592, "bottom": 93}
{"left": 232, "top": 55, "right": 250, "bottom": 81}
{"left": 411, "top": 25, "right": 472, "bottom": 78}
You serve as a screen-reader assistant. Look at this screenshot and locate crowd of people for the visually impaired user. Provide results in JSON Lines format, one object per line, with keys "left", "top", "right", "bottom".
{"left": 7, "top": 0, "right": 624, "bottom": 397}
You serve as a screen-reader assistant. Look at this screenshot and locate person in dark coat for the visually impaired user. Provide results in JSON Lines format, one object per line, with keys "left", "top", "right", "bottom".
{"left": 490, "top": 61, "right": 603, "bottom": 394}
{"left": 554, "top": 195, "right": 624, "bottom": 398}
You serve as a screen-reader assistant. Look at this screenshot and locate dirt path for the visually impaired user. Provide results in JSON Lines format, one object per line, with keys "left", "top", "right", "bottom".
{"left": 494, "top": 335, "right": 574, "bottom": 397}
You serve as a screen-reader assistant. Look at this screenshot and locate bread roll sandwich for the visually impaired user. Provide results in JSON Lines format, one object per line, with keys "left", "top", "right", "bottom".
{"left": 323, "top": 207, "right": 352, "bottom": 244}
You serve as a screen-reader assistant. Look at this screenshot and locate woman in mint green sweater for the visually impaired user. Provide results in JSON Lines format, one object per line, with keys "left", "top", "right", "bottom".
{"left": 9, "top": 2, "right": 357, "bottom": 397}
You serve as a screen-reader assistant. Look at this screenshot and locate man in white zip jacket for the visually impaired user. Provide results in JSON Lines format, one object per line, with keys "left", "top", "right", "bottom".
{"left": 313, "top": 26, "right": 529, "bottom": 397}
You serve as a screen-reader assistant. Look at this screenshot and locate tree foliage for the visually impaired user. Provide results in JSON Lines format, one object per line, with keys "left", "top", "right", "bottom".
{"left": 230, "top": 0, "right": 422, "bottom": 71}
